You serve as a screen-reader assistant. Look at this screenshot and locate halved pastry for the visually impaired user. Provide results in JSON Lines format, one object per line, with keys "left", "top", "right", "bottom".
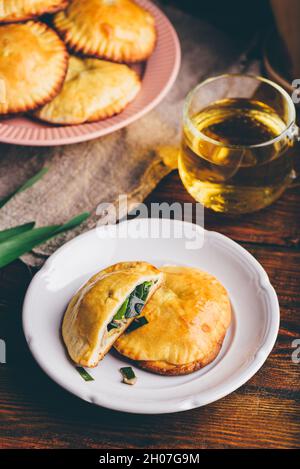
{"left": 62, "top": 261, "right": 163, "bottom": 367}
{"left": 54, "top": 0, "right": 156, "bottom": 63}
{"left": 0, "top": 0, "right": 68, "bottom": 23}
{"left": 115, "top": 266, "right": 231, "bottom": 376}
{"left": 34, "top": 55, "right": 141, "bottom": 124}
{"left": 0, "top": 21, "right": 67, "bottom": 115}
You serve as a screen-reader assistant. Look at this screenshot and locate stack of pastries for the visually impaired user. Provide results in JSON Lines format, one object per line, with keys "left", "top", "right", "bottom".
{"left": 63, "top": 261, "right": 232, "bottom": 376}
{"left": 0, "top": 0, "right": 156, "bottom": 124}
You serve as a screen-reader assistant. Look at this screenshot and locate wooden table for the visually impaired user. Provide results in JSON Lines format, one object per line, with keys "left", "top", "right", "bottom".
{"left": 0, "top": 170, "right": 299, "bottom": 449}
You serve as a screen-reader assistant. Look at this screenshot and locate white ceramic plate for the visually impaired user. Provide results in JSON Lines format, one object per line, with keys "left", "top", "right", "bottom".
{"left": 23, "top": 219, "right": 279, "bottom": 414}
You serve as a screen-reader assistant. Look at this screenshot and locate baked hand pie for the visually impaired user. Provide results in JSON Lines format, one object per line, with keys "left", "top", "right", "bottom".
{"left": 54, "top": 0, "right": 156, "bottom": 62}
{"left": 115, "top": 266, "right": 232, "bottom": 375}
{"left": 0, "top": 0, "right": 68, "bottom": 23}
{"left": 34, "top": 55, "right": 141, "bottom": 124}
{"left": 0, "top": 21, "right": 67, "bottom": 115}
{"left": 62, "top": 262, "right": 163, "bottom": 367}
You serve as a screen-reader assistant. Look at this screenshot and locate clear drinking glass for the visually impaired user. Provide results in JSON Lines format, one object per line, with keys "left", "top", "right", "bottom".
{"left": 178, "top": 74, "right": 298, "bottom": 214}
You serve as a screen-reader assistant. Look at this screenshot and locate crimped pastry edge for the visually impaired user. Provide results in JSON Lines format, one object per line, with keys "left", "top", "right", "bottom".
{"left": 34, "top": 60, "right": 141, "bottom": 125}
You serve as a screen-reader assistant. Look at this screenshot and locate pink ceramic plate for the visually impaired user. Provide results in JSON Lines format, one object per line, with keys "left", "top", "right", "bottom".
{"left": 0, "top": 0, "right": 180, "bottom": 146}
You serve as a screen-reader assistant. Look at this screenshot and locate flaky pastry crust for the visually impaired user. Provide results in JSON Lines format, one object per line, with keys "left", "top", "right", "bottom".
{"left": 0, "top": 21, "right": 68, "bottom": 115}
{"left": 54, "top": 0, "right": 156, "bottom": 62}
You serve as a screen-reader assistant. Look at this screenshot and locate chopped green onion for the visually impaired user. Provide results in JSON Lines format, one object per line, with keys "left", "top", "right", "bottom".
{"left": 55, "top": 212, "right": 90, "bottom": 233}
{"left": 120, "top": 367, "right": 137, "bottom": 385}
{"left": 126, "top": 316, "right": 149, "bottom": 333}
{"left": 140, "top": 281, "right": 153, "bottom": 301}
{"left": 76, "top": 367, "right": 94, "bottom": 382}
{"left": 125, "top": 295, "right": 144, "bottom": 318}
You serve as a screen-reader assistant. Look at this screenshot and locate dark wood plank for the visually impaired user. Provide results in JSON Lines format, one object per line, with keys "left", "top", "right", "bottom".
{"left": 0, "top": 386, "right": 298, "bottom": 449}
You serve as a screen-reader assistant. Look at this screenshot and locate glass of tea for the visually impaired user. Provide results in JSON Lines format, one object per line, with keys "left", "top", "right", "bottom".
{"left": 178, "top": 74, "right": 298, "bottom": 214}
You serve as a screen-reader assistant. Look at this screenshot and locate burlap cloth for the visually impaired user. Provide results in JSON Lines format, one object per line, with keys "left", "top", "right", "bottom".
{"left": 0, "top": 4, "right": 249, "bottom": 266}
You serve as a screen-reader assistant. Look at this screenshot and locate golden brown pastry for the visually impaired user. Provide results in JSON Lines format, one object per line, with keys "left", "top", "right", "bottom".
{"left": 0, "top": 0, "right": 68, "bottom": 23}
{"left": 62, "top": 262, "right": 163, "bottom": 367}
{"left": 115, "top": 266, "right": 231, "bottom": 375}
{"left": 34, "top": 55, "right": 141, "bottom": 125}
{"left": 0, "top": 21, "right": 68, "bottom": 115}
{"left": 54, "top": 0, "right": 156, "bottom": 62}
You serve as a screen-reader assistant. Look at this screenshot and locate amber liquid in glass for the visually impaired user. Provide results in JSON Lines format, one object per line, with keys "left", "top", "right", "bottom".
{"left": 179, "top": 98, "right": 294, "bottom": 213}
